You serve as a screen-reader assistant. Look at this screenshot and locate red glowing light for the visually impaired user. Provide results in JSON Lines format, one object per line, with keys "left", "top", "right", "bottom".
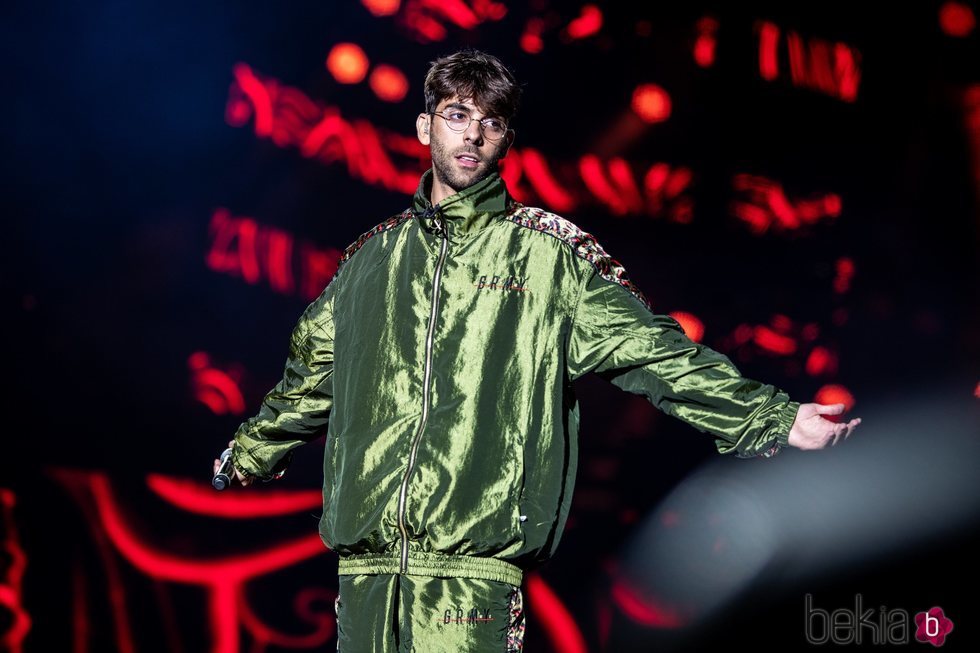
{"left": 834, "top": 256, "right": 855, "bottom": 294}
{"left": 731, "top": 174, "right": 841, "bottom": 233}
{"left": 369, "top": 64, "right": 409, "bottom": 103}
{"left": 785, "top": 31, "right": 861, "bottom": 103}
{"left": 814, "top": 384, "right": 856, "bottom": 415}
{"left": 521, "top": 17, "right": 545, "bottom": 54}
{"left": 227, "top": 64, "right": 696, "bottom": 220}
{"left": 757, "top": 20, "right": 780, "bottom": 81}
{"left": 805, "top": 346, "right": 837, "bottom": 376}
{"left": 694, "top": 16, "right": 719, "bottom": 68}
{"left": 146, "top": 474, "right": 322, "bottom": 518}
{"left": 399, "top": 0, "right": 508, "bottom": 44}
{"left": 326, "top": 43, "right": 370, "bottom": 84}
{"left": 564, "top": 5, "right": 603, "bottom": 40}
{"left": 0, "top": 489, "right": 31, "bottom": 653}
{"left": 580, "top": 155, "right": 641, "bottom": 215}
{"left": 939, "top": 2, "right": 976, "bottom": 37}
{"left": 360, "top": 0, "right": 401, "bottom": 17}
{"left": 237, "top": 587, "right": 335, "bottom": 648}
{"left": 758, "top": 20, "right": 861, "bottom": 102}
{"left": 754, "top": 325, "right": 797, "bottom": 355}
{"left": 631, "top": 83, "right": 672, "bottom": 124}
{"left": 188, "top": 352, "right": 246, "bottom": 416}
{"left": 670, "top": 311, "right": 704, "bottom": 343}
{"left": 520, "top": 148, "right": 575, "bottom": 212}
{"left": 205, "top": 207, "right": 342, "bottom": 301}
{"left": 610, "top": 579, "right": 686, "bottom": 628}
{"left": 52, "top": 469, "right": 328, "bottom": 653}
{"left": 526, "top": 573, "right": 588, "bottom": 653}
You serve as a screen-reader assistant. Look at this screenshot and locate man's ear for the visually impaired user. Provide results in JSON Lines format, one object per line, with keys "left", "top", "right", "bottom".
{"left": 417, "top": 113, "right": 430, "bottom": 145}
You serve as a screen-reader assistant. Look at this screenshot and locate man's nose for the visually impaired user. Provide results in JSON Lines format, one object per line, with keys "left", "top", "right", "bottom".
{"left": 463, "top": 119, "right": 484, "bottom": 144}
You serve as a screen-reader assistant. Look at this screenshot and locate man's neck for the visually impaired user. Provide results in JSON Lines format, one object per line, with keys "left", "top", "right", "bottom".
{"left": 430, "top": 176, "right": 454, "bottom": 206}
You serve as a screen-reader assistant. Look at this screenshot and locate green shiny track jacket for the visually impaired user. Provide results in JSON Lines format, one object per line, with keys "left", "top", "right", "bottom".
{"left": 231, "top": 167, "right": 801, "bottom": 586}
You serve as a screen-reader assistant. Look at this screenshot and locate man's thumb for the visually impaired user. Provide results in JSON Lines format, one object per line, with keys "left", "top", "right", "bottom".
{"left": 814, "top": 402, "right": 845, "bottom": 415}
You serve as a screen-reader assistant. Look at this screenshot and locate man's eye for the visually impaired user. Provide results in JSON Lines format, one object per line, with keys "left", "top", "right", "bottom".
{"left": 484, "top": 119, "right": 505, "bottom": 130}
{"left": 448, "top": 112, "right": 469, "bottom": 120}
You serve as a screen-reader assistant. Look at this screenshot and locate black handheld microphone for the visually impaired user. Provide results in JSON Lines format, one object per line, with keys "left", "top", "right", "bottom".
{"left": 212, "top": 447, "right": 234, "bottom": 490}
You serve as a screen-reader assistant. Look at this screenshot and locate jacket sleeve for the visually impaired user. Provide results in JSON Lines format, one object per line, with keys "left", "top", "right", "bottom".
{"left": 231, "top": 277, "right": 336, "bottom": 480}
{"left": 567, "top": 267, "right": 800, "bottom": 458}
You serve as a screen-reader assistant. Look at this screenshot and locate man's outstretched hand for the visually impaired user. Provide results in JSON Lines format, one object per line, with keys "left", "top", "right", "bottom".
{"left": 213, "top": 439, "right": 253, "bottom": 487}
{"left": 787, "top": 403, "right": 862, "bottom": 451}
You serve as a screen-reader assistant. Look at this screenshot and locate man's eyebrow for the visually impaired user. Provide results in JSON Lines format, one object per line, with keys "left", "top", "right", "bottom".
{"left": 441, "top": 102, "right": 499, "bottom": 119}
{"left": 442, "top": 102, "right": 475, "bottom": 112}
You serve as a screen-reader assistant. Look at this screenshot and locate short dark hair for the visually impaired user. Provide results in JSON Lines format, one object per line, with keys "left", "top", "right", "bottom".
{"left": 423, "top": 48, "right": 523, "bottom": 124}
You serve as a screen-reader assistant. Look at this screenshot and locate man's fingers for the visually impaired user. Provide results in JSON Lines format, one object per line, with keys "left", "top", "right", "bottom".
{"left": 814, "top": 402, "right": 846, "bottom": 415}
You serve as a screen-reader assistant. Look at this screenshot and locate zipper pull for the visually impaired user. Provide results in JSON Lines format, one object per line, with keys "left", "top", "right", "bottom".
{"left": 419, "top": 206, "right": 446, "bottom": 237}
{"left": 433, "top": 211, "right": 446, "bottom": 237}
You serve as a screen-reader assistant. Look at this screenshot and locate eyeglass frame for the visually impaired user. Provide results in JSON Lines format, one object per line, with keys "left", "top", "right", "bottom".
{"left": 426, "top": 107, "right": 512, "bottom": 142}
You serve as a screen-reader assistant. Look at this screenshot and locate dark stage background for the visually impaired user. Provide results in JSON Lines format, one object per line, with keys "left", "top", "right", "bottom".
{"left": 3, "top": 1, "right": 979, "bottom": 651}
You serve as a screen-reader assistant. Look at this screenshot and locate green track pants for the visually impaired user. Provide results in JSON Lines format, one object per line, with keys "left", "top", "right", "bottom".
{"left": 333, "top": 552, "right": 526, "bottom": 652}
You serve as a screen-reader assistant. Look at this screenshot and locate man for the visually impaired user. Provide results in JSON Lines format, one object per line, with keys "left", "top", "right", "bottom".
{"left": 214, "top": 49, "right": 861, "bottom": 652}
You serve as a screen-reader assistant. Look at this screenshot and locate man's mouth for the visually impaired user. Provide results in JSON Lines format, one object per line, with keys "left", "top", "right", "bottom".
{"left": 456, "top": 154, "right": 480, "bottom": 168}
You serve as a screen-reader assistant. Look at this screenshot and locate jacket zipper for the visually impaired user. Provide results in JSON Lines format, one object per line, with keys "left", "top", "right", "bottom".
{"left": 397, "top": 207, "right": 449, "bottom": 574}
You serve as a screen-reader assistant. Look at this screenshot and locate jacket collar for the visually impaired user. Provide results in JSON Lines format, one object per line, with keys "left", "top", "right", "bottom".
{"left": 411, "top": 167, "right": 515, "bottom": 242}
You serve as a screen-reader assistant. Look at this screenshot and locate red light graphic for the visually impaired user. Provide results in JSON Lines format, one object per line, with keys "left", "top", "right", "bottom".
{"left": 834, "top": 256, "right": 855, "bottom": 294}
{"left": 756, "top": 20, "right": 862, "bottom": 102}
{"left": 939, "top": 2, "right": 976, "bottom": 37}
{"left": 631, "top": 83, "right": 672, "bottom": 124}
{"left": 731, "top": 173, "right": 841, "bottom": 233}
{"left": 205, "top": 207, "right": 342, "bottom": 300}
{"left": 723, "top": 313, "right": 844, "bottom": 375}
{"left": 805, "top": 345, "right": 838, "bottom": 377}
{"left": 146, "top": 474, "right": 321, "bottom": 518}
{"left": 0, "top": 489, "right": 30, "bottom": 653}
{"left": 520, "top": 17, "right": 545, "bottom": 54}
{"left": 52, "top": 469, "right": 330, "bottom": 653}
{"left": 754, "top": 324, "right": 797, "bottom": 355}
{"left": 188, "top": 351, "right": 246, "bottom": 416}
{"left": 610, "top": 578, "right": 686, "bottom": 629}
{"left": 694, "top": 16, "right": 719, "bottom": 68}
{"left": 526, "top": 573, "right": 588, "bottom": 653}
{"left": 670, "top": 311, "right": 704, "bottom": 343}
{"left": 580, "top": 155, "right": 644, "bottom": 216}
{"left": 326, "top": 43, "right": 370, "bottom": 84}
{"left": 518, "top": 148, "right": 576, "bottom": 212}
{"left": 814, "top": 384, "right": 855, "bottom": 415}
{"left": 227, "top": 65, "right": 701, "bottom": 221}
{"left": 238, "top": 587, "right": 336, "bottom": 649}
{"left": 757, "top": 20, "right": 780, "bottom": 80}
{"left": 369, "top": 64, "right": 409, "bottom": 102}
{"left": 225, "top": 64, "right": 425, "bottom": 195}
{"left": 398, "top": 0, "right": 508, "bottom": 43}
{"left": 564, "top": 5, "right": 603, "bottom": 41}
{"left": 361, "top": 0, "right": 401, "bottom": 17}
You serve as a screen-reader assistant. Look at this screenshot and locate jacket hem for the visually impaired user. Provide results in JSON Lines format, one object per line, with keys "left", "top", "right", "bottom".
{"left": 337, "top": 550, "right": 523, "bottom": 586}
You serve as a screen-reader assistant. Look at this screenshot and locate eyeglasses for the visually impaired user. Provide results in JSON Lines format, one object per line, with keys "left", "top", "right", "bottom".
{"left": 429, "top": 108, "right": 509, "bottom": 142}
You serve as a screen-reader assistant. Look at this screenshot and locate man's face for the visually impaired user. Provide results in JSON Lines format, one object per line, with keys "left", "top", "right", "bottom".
{"left": 417, "top": 95, "right": 515, "bottom": 198}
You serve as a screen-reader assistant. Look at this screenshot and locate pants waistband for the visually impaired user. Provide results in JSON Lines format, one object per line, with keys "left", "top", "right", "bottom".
{"left": 337, "top": 550, "right": 523, "bottom": 587}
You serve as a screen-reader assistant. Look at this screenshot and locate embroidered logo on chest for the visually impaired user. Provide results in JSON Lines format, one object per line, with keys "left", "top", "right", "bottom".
{"left": 475, "top": 274, "right": 529, "bottom": 293}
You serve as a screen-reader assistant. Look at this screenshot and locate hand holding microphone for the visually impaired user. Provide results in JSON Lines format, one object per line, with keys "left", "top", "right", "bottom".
{"left": 212, "top": 439, "right": 253, "bottom": 489}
